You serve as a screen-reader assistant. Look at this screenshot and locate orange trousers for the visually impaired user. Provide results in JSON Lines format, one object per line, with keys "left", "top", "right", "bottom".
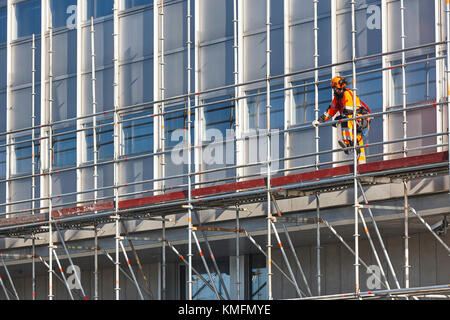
{"left": 341, "top": 116, "right": 366, "bottom": 164}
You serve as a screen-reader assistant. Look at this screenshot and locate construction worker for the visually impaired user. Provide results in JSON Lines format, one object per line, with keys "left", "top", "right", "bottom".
{"left": 312, "top": 76, "right": 370, "bottom": 164}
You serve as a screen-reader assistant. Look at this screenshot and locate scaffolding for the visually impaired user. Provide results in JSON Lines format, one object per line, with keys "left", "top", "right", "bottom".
{"left": 0, "top": 0, "right": 449, "bottom": 300}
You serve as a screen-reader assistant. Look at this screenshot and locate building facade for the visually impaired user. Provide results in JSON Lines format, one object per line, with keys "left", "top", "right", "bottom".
{"left": 0, "top": 0, "right": 448, "bottom": 300}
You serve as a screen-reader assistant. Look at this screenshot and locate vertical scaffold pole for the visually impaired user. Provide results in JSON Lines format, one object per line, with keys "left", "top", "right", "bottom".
{"left": 400, "top": 0, "right": 408, "bottom": 157}
{"left": 236, "top": 205, "right": 240, "bottom": 300}
{"left": 404, "top": 181, "right": 410, "bottom": 289}
{"left": 313, "top": 0, "right": 321, "bottom": 297}
{"left": 350, "top": 0, "right": 360, "bottom": 297}
{"left": 186, "top": 0, "right": 193, "bottom": 301}
{"left": 113, "top": 0, "right": 120, "bottom": 301}
{"left": 94, "top": 225, "right": 99, "bottom": 300}
{"left": 446, "top": 0, "right": 450, "bottom": 194}
{"left": 159, "top": 0, "right": 166, "bottom": 192}
{"left": 91, "top": 17, "right": 100, "bottom": 300}
{"left": 90, "top": 17, "right": 99, "bottom": 209}
{"left": 266, "top": 0, "right": 273, "bottom": 301}
{"left": 162, "top": 219, "right": 166, "bottom": 300}
{"left": 31, "top": 33, "right": 36, "bottom": 301}
{"left": 32, "top": 235, "right": 36, "bottom": 300}
{"left": 233, "top": 0, "right": 241, "bottom": 300}
{"left": 47, "top": 0, "right": 54, "bottom": 300}
{"left": 233, "top": 0, "right": 239, "bottom": 159}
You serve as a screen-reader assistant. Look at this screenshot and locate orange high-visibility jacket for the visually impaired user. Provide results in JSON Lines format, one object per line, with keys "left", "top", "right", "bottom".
{"left": 320, "top": 89, "right": 361, "bottom": 122}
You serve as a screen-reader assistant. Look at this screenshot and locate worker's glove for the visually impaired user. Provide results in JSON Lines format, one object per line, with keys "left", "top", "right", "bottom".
{"left": 312, "top": 120, "right": 320, "bottom": 128}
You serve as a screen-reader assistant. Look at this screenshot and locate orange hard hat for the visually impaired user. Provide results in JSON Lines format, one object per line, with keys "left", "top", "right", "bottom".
{"left": 331, "top": 76, "right": 347, "bottom": 89}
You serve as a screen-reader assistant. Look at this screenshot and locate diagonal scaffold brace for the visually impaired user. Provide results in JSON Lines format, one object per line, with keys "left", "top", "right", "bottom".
{"left": 118, "top": 240, "right": 145, "bottom": 300}
{"left": 52, "top": 249, "right": 75, "bottom": 300}
{"left": 166, "top": 240, "right": 225, "bottom": 300}
{"left": 270, "top": 193, "right": 312, "bottom": 296}
{"left": 191, "top": 230, "right": 223, "bottom": 300}
{"left": 0, "top": 254, "right": 19, "bottom": 300}
{"left": 408, "top": 207, "right": 450, "bottom": 254}
{"left": 120, "top": 221, "right": 154, "bottom": 299}
{"left": 357, "top": 181, "right": 402, "bottom": 290}
{"left": 193, "top": 210, "right": 231, "bottom": 300}
{"left": 0, "top": 274, "right": 10, "bottom": 300}
{"left": 100, "top": 247, "right": 151, "bottom": 298}
{"left": 54, "top": 222, "right": 87, "bottom": 300}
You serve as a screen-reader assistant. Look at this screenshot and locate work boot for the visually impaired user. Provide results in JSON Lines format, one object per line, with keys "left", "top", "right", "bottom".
{"left": 338, "top": 140, "right": 350, "bottom": 155}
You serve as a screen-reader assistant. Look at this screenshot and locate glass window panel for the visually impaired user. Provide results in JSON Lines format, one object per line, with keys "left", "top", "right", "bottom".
{"left": 190, "top": 260, "right": 230, "bottom": 300}
{"left": 87, "top": 0, "right": 114, "bottom": 19}
{"left": 250, "top": 255, "right": 268, "bottom": 300}
{"left": 203, "top": 97, "right": 234, "bottom": 137}
{"left": 0, "top": 138, "right": 5, "bottom": 179}
{"left": 247, "top": 86, "right": 284, "bottom": 131}
{"left": 391, "top": 55, "right": 436, "bottom": 106}
{"left": 164, "top": 104, "right": 194, "bottom": 189}
{"left": 15, "top": 0, "right": 41, "bottom": 39}
{"left": 245, "top": 86, "right": 284, "bottom": 175}
{"left": 12, "top": 135, "right": 39, "bottom": 176}
{"left": 389, "top": 55, "right": 437, "bottom": 157}
{"left": 50, "top": 0, "right": 77, "bottom": 28}
{"left": 337, "top": 0, "right": 382, "bottom": 62}
{"left": 202, "top": 96, "right": 236, "bottom": 184}
{"left": 123, "top": 111, "right": 154, "bottom": 155}
{"left": 53, "top": 126, "right": 76, "bottom": 168}
{"left": 165, "top": 104, "right": 194, "bottom": 149}
{"left": 124, "top": 0, "right": 153, "bottom": 10}
{"left": 85, "top": 119, "right": 114, "bottom": 162}
{"left": 0, "top": 6, "right": 6, "bottom": 44}
{"left": 292, "top": 76, "right": 332, "bottom": 168}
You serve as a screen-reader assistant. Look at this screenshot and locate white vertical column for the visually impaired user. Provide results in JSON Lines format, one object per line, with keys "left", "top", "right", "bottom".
{"left": 5, "top": 0, "right": 12, "bottom": 217}
{"left": 90, "top": 17, "right": 98, "bottom": 205}
{"left": 113, "top": 0, "right": 121, "bottom": 301}
{"left": 436, "top": 0, "right": 444, "bottom": 152}
{"left": 153, "top": 1, "right": 160, "bottom": 195}
{"left": 153, "top": 0, "right": 165, "bottom": 195}
{"left": 381, "top": 0, "right": 389, "bottom": 160}
{"left": 331, "top": 0, "right": 338, "bottom": 165}
{"left": 400, "top": 0, "right": 407, "bottom": 157}
{"left": 283, "top": 0, "right": 291, "bottom": 174}
{"left": 76, "top": 0, "right": 84, "bottom": 205}
{"left": 236, "top": 0, "right": 244, "bottom": 181}
{"left": 43, "top": 0, "right": 55, "bottom": 300}
{"left": 40, "top": 0, "right": 48, "bottom": 229}
{"left": 194, "top": 0, "right": 201, "bottom": 185}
